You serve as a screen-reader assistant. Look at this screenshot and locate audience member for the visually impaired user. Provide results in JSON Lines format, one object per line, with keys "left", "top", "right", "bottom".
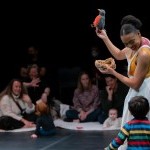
{"left": 65, "top": 71, "right": 100, "bottom": 122}
{"left": 0, "top": 79, "right": 35, "bottom": 130}
{"left": 22, "top": 64, "right": 49, "bottom": 104}
{"left": 19, "top": 45, "right": 47, "bottom": 79}
{"left": 31, "top": 101, "right": 56, "bottom": 138}
{"left": 98, "top": 74, "right": 129, "bottom": 124}
{"left": 90, "top": 46, "right": 106, "bottom": 89}
{"left": 17, "top": 45, "right": 58, "bottom": 96}
{"left": 103, "top": 108, "right": 121, "bottom": 129}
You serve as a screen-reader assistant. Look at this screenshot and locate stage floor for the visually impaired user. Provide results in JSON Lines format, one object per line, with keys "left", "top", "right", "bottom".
{"left": 0, "top": 128, "right": 119, "bottom": 150}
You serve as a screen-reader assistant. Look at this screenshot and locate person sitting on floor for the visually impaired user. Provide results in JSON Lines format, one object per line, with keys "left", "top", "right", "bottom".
{"left": 35, "top": 88, "right": 59, "bottom": 120}
{"left": 31, "top": 101, "right": 56, "bottom": 138}
{"left": 103, "top": 108, "right": 121, "bottom": 129}
{"left": 0, "top": 79, "right": 35, "bottom": 130}
{"left": 65, "top": 71, "right": 100, "bottom": 122}
{"left": 22, "top": 64, "right": 49, "bottom": 104}
{"left": 98, "top": 74, "right": 129, "bottom": 124}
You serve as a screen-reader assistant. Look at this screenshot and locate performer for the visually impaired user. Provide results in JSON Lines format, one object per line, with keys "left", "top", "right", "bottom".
{"left": 95, "top": 15, "right": 150, "bottom": 149}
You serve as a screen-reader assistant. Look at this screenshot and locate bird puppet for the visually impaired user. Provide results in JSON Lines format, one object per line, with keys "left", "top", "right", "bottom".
{"left": 91, "top": 9, "right": 106, "bottom": 30}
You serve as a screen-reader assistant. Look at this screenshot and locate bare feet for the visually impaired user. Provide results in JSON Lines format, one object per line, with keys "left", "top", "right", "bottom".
{"left": 31, "top": 134, "right": 38, "bottom": 138}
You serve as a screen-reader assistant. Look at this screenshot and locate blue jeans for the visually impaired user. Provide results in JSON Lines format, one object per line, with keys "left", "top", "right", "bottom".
{"left": 39, "top": 128, "right": 56, "bottom": 136}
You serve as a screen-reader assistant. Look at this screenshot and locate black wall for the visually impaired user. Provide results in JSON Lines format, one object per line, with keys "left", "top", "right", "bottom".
{"left": 0, "top": 1, "right": 149, "bottom": 90}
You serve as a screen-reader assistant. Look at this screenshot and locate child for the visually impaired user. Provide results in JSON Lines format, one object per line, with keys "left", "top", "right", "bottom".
{"left": 44, "top": 87, "right": 50, "bottom": 96}
{"left": 104, "top": 96, "right": 150, "bottom": 150}
{"left": 35, "top": 93, "right": 48, "bottom": 116}
{"left": 103, "top": 108, "right": 121, "bottom": 129}
{"left": 44, "top": 87, "right": 63, "bottom": 119}
{"left": 31, "top": 100, "right": 56, "bottom": 138}
{"left": 35, "top": 88, "right": 58, "bottom": 120}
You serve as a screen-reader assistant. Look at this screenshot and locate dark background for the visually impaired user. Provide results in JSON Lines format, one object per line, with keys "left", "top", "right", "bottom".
{"left": 1, "top": 1, "right": 149, "bottom": 91}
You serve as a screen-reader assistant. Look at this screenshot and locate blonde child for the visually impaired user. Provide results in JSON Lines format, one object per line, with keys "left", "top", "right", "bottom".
{"left": 31, "top": 101, "right": 56, "bottom": 138}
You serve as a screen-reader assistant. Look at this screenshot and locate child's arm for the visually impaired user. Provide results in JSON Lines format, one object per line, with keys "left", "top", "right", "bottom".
{"left": 105, "top": 124, "right": 129, "bottom": 149}
{"left": 103, "top": 118, "right": 109, "bottom": 128}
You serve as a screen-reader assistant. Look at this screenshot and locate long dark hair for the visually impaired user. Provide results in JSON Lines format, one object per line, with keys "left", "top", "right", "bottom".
{"left": 77, "top": 71, "right": 92, "bottom": 93}
{"left": 0, "top": 79, "right": 28, "bottom": 100}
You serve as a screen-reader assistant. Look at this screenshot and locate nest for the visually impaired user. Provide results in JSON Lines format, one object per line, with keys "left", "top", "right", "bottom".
{"left": 95, "top": 57, "right": 116, "bottom": 71}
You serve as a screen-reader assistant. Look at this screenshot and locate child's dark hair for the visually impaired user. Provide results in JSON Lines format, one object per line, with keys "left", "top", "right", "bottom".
{"left": 128, "top": 96, "right": 149, "bottom": 119}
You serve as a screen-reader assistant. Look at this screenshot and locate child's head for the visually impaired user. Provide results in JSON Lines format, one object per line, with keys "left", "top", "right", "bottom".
{"left": 128, "top": 96, "right": 149, "bottom": 119}
{"left": 41, "top": 93, "right": 48, "bottom": 103}
{"left": 37, "top": 101, "right": 49, "bottom": 115}
{"left": 44, "top": 87, "right": 50, "bottom": 96}
{"left": 108, "top": 108, "right": 118, "bottom": 120}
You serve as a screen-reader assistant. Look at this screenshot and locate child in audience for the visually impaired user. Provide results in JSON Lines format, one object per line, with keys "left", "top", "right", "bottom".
{"left": 104, "top": 96, "right": 150, "bottom": 150}
{"left": 103, "top": 108, "right": 121, "bottom": 129}
{"left": 35, "top": 93, "right": 48, "bottom": 116}
{"left": 35, "top": 88, "right": 58, "bottom": 120}
{"left": 44, "top": 87, "right": 50, "bottom": 96}
{"left": 31, "top": 101, "right": 56, "bottom": 138}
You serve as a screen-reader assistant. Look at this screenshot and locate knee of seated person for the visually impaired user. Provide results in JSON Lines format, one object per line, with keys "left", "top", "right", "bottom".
{"left": 98, "top": 115, "right": 105, "bottom": 124}
{"left": 65, "top": 110, "right": 71, "bottom": 118}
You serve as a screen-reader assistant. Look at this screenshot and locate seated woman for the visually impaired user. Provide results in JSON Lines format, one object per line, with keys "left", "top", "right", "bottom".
{"left": 0, "top": 79, "right": 36, "bottom": 130}
{"left": 98, "top": 74, "right": 129, "bottom": 124}
{"left": 65, "top": 71, "right": 100, "bottom": 122}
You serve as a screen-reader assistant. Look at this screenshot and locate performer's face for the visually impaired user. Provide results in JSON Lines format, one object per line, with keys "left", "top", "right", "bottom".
{"left": 121, "top": 32, "right": 141, "bottom": 51}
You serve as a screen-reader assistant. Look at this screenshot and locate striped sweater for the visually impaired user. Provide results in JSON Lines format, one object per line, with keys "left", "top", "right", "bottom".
{"left": 106, "top": 118, "right": 150, "bottom": 150}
